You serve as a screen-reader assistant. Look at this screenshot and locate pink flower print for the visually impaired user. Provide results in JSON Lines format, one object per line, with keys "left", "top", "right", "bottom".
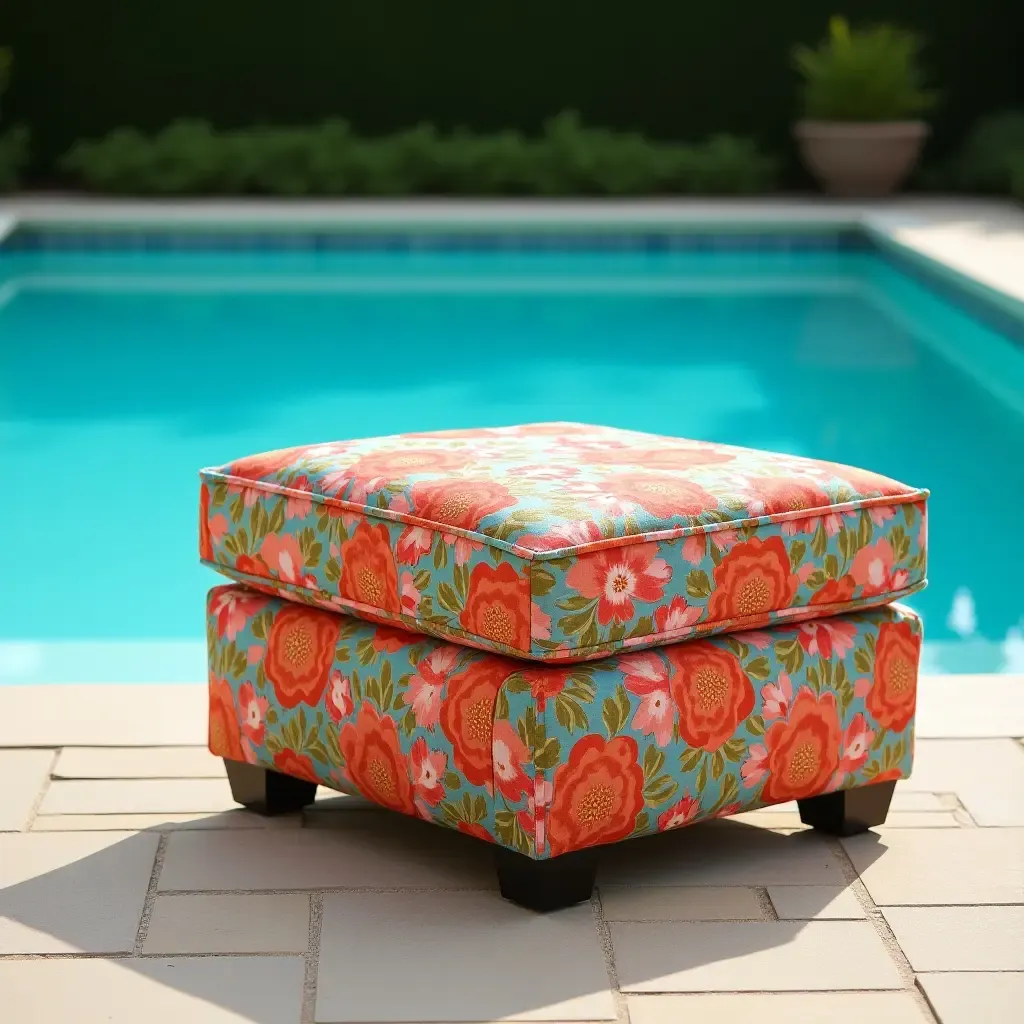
{"left": 565, "top": 543, "right": 671, "bottom": 626}
{"left": 835, "top": 712, "right": 874, "bottom": 781}
{"left": 631, "top": 689, "right": 674, "bottom": 746}
{"left": 531, "top": 603, "right": 552, "bottom": 642}
{"left": 238, "top": 682, "right": 269, "bottom": 745}
{"left": 761, "top": 674, "right": 793, "bottom": 721}
{"left": 740, "top": 743, "right": 769, "bottom": 788}
{"left": 850, "top": 539, "right": 896, "bottom": 596}
{"left": 326, "top": 670, "right": 354, "bottom": 723}
{"left": 210, "top": 588, "right": 267, "bottom": 642}
{"left": 517, "top": 777, "right": 554, "bottom": 853}
{"left": 411, "top": 737, "right": 447, "bottom": 808}
{"left": 209, "top": 514, "right": 229, "bottom": 544}
{"left": 259, "top": 532, "right": 315, "bottom": 587}
{"left": 796, "top": 619, "right": 858, "bottom": 659}
{"left": 657, "top": 793, "right": 700, "bottom": 831}
{"left": 396, "top": 526, "right": 432, "bottom": 565}
{"left": 285, "top": 476, "right": 314, "bottom": 520}
{"left": 854, "top": 676, "right": 872, "bottom": 698}
{"left": 731, "top": 629, "right": 774, "bottom": 651}
{"left": 869, "top": 504, "right": 897, "bottom": 527}
{"left": 406, "top": 647, "right": 458, "bottom": 730}
{"left": 492, "top": 719, "right": 531, "bottom": 802}
{"left": 711, "top": 528, "right": 739, "bottom": 551}
{"left": 247, "top": 644, "right": 264, "bottom": 665}
{"left": 399, "top": 571, "right": 421, "bottom": 616}
{"left": 452, "top": 534, "right": 485, "bottom": 566}
{"left": 521, "top": 519, "right": 603, "bottom": 553}
{"left": 797, "top": 562, "right": 818, "bottom": 584}
{"left": 227, "top": 482, "right": 261, "bottom": 508}
{"left": 682, "top": 534, "right": 706, "bottom": 564}
{"left": 654, "top": 596, "right": 702, "bottom": 634}
{"left": 620, "top": 651, "right": 670, "bottom": 692}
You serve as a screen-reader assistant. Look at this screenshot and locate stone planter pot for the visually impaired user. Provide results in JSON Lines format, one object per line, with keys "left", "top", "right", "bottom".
{"left": 794, "top": 121, "right": 929, "bottom": 197}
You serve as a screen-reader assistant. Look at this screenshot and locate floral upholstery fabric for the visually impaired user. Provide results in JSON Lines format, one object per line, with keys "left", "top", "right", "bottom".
{"left": 207, "top": 583, "right": 920, "bottom": 860}
{"left": 200, "top": 423, "right": 928, "bottom": 663}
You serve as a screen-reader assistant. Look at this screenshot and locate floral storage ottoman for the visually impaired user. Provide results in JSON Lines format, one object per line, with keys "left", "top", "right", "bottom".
{"left": 208, "top": 583, "right": 921, "bottom": 911}
{"left": 199, "top": 422, "right": 928, "bottom": 664}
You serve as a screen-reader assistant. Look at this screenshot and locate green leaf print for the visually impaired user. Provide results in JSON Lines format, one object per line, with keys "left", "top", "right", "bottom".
{"left": 811, "top": 519, "right": 828, "bottom": 558}
{"left": 530, "top": 566, "right": 557, "bottom": 597}
{"left": 686, "top": 569, "right": 713, "bottom": 600}
{"left": 601, "top": 684, "right": 631, "bottom": 738}
{"left": 788, "top": 540, "right": 807, "bottom": 572}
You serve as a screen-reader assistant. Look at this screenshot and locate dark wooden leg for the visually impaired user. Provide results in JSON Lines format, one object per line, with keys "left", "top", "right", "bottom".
{"left": 224, "top": 758, "right": 318, "bottom": 815}
{"left": 797, "top": 780, "right": 896, "bottom": 836}
{"left": 494, "top": 845, "right": 599, "bottom": 912}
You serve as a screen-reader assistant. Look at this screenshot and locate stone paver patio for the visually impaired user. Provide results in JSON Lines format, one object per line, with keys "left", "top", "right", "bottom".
{"left": 1, "top": 678, "right": 1022, "bottom": 1022}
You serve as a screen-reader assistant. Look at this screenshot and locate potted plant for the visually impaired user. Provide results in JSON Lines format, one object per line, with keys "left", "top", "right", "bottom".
{"left": 793, "top": 16, "right": 934, "bottom": 197}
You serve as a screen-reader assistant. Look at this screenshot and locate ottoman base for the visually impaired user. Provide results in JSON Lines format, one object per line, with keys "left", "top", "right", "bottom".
{"left": 495, "top": 846, "right": 599, "bottom": 912}
{"left": 797, "top": 779, "right": 896, "bottom": 837}
{"left": 224, "top": 759, "right": 318, "bottom": 815}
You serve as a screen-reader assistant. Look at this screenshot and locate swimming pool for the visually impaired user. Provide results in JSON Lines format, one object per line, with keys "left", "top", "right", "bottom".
{"left": 2, "top": 230, "right": 1023, "bottom": 681}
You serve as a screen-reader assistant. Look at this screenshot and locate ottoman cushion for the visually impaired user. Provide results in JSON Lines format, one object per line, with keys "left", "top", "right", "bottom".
{"left": 200, "top": 422, "right": 927, "bottom": 662}
{"left": 207, "top": 583, "right": 921, "bottom": 859}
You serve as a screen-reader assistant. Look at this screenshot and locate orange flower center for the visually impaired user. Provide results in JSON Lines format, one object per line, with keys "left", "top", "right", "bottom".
{"left": 367, "top": 755, "right": 395, "bottom": 798}
{"left": 436, "top": 493, "right": 473, "bottom": 522}
{"left": 787, "top": 741, "right": 820, "bottom": 785}
{"left": 640, "top": 481, "right": 675, "bottom": 498}
{"left": 693, "top": 666, "right": 728, "bottom": 710}
{"left": 481, "top": 602, "right": 516, "bottom": 645}
{"left": 575, "top": 782, "right": 614, "bottom": 827}
{"left": 283, "top": 625, "right": 313, "bottom": 668}
{"left": 611, "top": 573, "right": 631, "bottom": 594}
{"left": 357, "top": 567, "right": 383, "bottom": 605}
{"left": 888, "top": 655, "right": 913, "bottom": 695}
{"left": 738, "top": 574, "right": 771, "bottom": 616}
{"left": 465, "top": 697, "right": 490, "bottom": 744}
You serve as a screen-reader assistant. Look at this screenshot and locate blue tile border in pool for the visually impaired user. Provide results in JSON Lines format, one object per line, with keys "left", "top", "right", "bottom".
{"left": 1, "top": 225, "right": 871, "bottom": 254}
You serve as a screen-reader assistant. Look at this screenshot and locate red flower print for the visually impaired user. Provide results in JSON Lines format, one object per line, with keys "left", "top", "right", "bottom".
{"left": 208, "top": 675, "right": 245, "bottom": 762}
{"left": 235, "top": 553, "right": 268, "bottom": 577}
{"left": 761, "top": 690, "right": 842, "bottom": 804}
{"left": 810, "top": 575, "right": 857, "bottom": 606}
{"left": 547, "top": 734, "right": 645, "bottom": 856}
{"left": 259, "top": 532, "right": 313, "bottom": 587}
{"left": 407, "top": 646, "right": 460, "bottom": 730}
{"left": 850, "top": 540, "right": 897, "bottom": 596}
{"left": 273, "top": 748, "right": 320, "bottom": 784}
{"left": 492, "top": 719, "right": 531, "bottom": 802}
{"left": 265, "top": 604, "right": 340, "bottom": 709}
{"left": 657, "top": 793, "right": 701, "bottom": 831}
{"left": 457, "top": 821, "right": 494, "bottom": 842}
{"left": 602, "top": 471, "right": 716, "bottom": 521}
{"left": 579, "top": 444, "right": 735, "bottom": 471}
{"left": 396, "top": 526, "right": 433, "bottom": 565}
{"left": 654, "top": 596, "right": 702, "bottom": 633}
{"left": 516, "top": 778, "right": 553, "bottom": 853}
{"left": 338, "top": 521, "right": 402, "bottom": 615}
{"left": 867, "top": 620, "right": 920, "bottom": 732}
{"left": 706, "top": 536, "right": 799, "bottom": 622}
{"left": 347, "top": 448, "right": 474, "bottom": 491}
{"left": 523, "top": 667, "right": 572, "bottom": 711}
{"left": 750, "top": 477, "right": 832, "bottom": 534}
{"left": 410, "top": 737, "right": 447, "bottom": 808}
{"left": 441, "top": 659, "right": 516, "bottom": 788}
{"left": 199, "top": 483, "right": 213, "bottom": 561}
{"left": 519, "top": 519, "right": 603, "bottom": 553}
{"left": 669, "top": 644, "right": 755, "bottom": 752}
{"left": 459, "top": 562, "right": 531, "bottom": 651}
{"left": 796, "top": 619, "right": 858, "bottom": 659}
{"left": 326, "top": 670, "right": 354, "bottom": 723}
{"left": 229, "top": 446, "right": 307, "bottom": 481}
{"left": 339, "top": 702, "right": 415, "bottom": 815}
{"left": 238, "top": 682, "right": 269, "bottom": 745}
{"left": 869, "top": 768, "right": 904, "bottom": 784}
{"left": 408, "top": 478, "right": 517, "bottom": 532}
{"left": 371, "top": 625, "right": 415, "bottom": 653}
{"left": 210, "top": 588, "right": 267, "bottom": 642}
{"left": 565, "top": 543, "right": 671, "bottom": 626}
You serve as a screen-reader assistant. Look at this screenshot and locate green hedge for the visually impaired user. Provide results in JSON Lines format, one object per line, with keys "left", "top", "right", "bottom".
{"left": 2, "top": 1, "right": 1023, "bottom": 186}
{"left": 58, "top": 116, "right": 777, "bottom": 195}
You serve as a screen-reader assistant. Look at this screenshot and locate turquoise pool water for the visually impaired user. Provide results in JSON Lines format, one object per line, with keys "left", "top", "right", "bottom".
{"left": 2, "top": 238, "right": 1023, "bottom": 682}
